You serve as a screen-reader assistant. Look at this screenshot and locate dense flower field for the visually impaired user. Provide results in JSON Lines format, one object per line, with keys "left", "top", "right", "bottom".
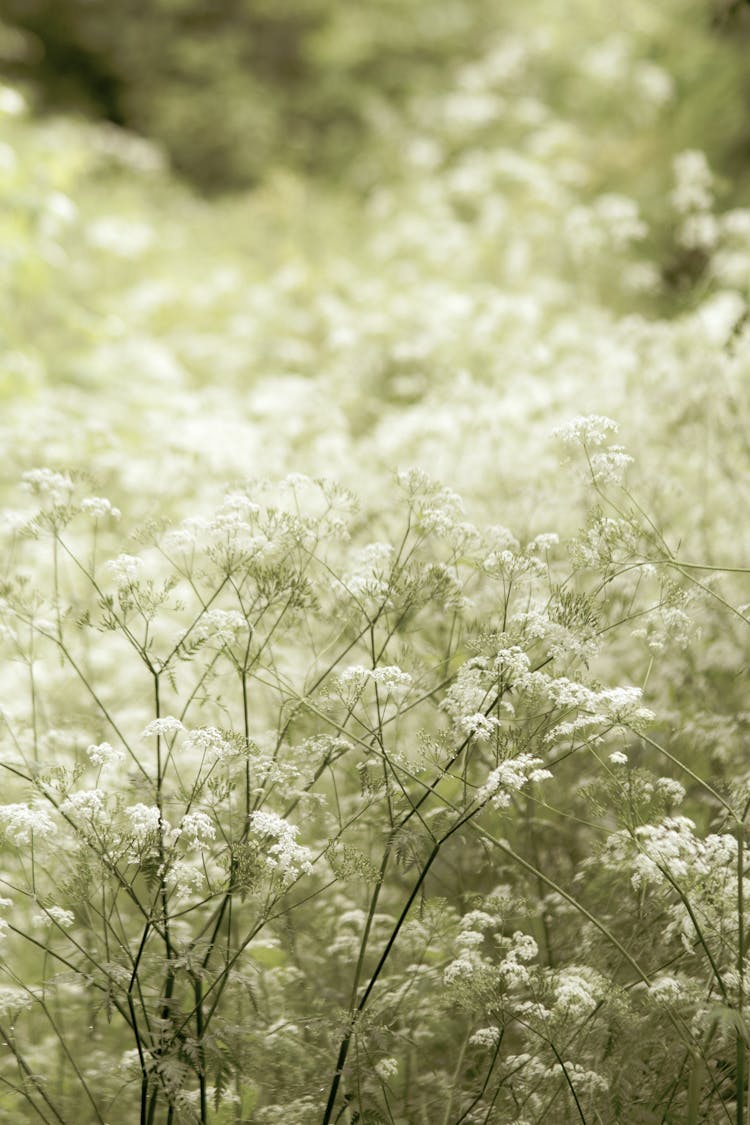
{"left": 2, "top": 1, "right": 750, "bottom": 1121}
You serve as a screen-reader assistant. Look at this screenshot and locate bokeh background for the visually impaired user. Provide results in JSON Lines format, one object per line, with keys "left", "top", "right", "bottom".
{"left": 2, "top": 0, "right": 750, "bottom": 565}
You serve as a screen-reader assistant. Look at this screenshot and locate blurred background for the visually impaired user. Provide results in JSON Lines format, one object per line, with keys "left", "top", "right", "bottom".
{"left": 1, "top": 0, "right": 750, "bottom": 197}
{"left": 2, "top": 0, "right": 750, "bottom": 554}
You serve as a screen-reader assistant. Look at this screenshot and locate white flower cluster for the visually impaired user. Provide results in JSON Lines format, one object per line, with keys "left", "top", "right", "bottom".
{"left": 671, "top": 150, "right": 717, "bottom": 252}
{"left": 443, "top": 955, "right": 479, "bottom": 985}
{"left": 442, "top": 648, "right": 529, "bottom": 740}
{"left": 60, "top": 789, "right": 107, "bottom": 832}
{"left": 671, "top": 150, "right": 714, "bottom": 215}
{"left": 34, "top": 906, "right": 75, "bottom": 929}
{"left": 106, "top": 553, "right": 144, "bottom": 587}
{"left": 220, "top": 492, "right": 261, "bottom": 518}
{"left": 344, "top": 542, "right": 394, "bottom": 600}
{"left": 186, "top": 609, "right": 248, "bottom": 648}
{"left": 179, "top": 810, "right": 216, "bottom": 847}
{"left": 478, "top": 755, "right": 552, "bottom": 809}
{"left": 542, "top": 1061, "right": 609, "bottom": 1097}
{"left": 498, "top": 931, "right": 539, "bottom": 987}
{"left": 553, "top": 415, "right": 619, "bottom": 448}
{"left": 337, "top": 664, "right": 412, "bottom": 698}
{"left": 184, "top": 726, "right": 234, "bottom": 761}
{"left": 124, "top": 803, "right": 162, "bottom": 843}
{"left": 564, "top": 195, "right": 647, "bottom": 261}
{"left": 553, "top": 966, "right": 600, "bottom": 1016}
{"left": 648, "top": 975, "right": 685, "bottom": 1004}
{"left": 21, "top": 468, "right": 74, "bottom": 502}
{"left": 603, "top": 816, "right": 739, "bottom": 898}
{"left": 373, "top": 1057, "right": 399, "bottom": 1081}
{"left": 0, "top": 987, "right": 34, "bottom": 1015}
{"left": 634, "top": 818, "right": 736, "bottom": 889}
{"left": 140, "top": 716, "right": 184, "bottom": 740}
{"left": 249, "top": 810, "right": 313, "bottom": 884}
{"left": 0, "top": 803, "right": 57, "bottom": 845}
{"left": 545, "top": 680, "right": 654, "bottom": 745}
{"left": 587, "top": 445, "right": 633, "bottom": 486}
{"left": 469, "top": 1026, "right": 501, "bottom": 1049}
{"left": 396, "top": 470, "right": 465, "bottom": 537}
{"left": 87, "top": 741, "right": 125, "bottom": 769}
{"left": 165, "top": 859, "right": 204, "bottom": 899}
{"left": 80, "top": 496, "right": 121, "bottom": 521}
{"left": 526, "top": 532, "right": 559, "bottom": 554}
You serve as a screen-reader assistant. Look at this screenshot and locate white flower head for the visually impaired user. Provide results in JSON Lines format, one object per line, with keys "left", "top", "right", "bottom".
{"left": 60, "top": 789, "right": 106, "bottom": 827}
{"left": 184, "top": 726, "right": 232, "bottom": 760}
{"left": 249, "top": 810, "right": 313, "bottom": 884}
{"left": 165, "top": 859, "right": 204, "bottom": 899}
{"left": 478, "top": 755, "right": 552, "bottom": 808}
{"left": 80, "top": 497, "right": 121, "bottom": 521}
{"left": 106, "top": 554, "right": 144, "bottom": 587}
{"left": 124, "top": 804, "right": 167, "bottom": 849}
{"left": 369, "top": 665, "right": 412, "bottom": 689}
{"left": 179, "top": 811, "right": 216, "bottom": 847}
{"left": 34, "top": 906, "right": 75, "bottom": 929}
{"left": 87, "top": 741, "right": 126, "bottom": 770}
{"left": 22, "top": 469, "right": 74, "bottom": 506}
{"left": 469, "top": 1026, "right": 501, "bottom": 1049}
{"left": 0, "top": 804, "right": 57, "bottom": 845}
{"left": 553, "top": 415, "right": 619, "bottom": 449}
{"left": 374, "top": 1057, "right": 399, "bottom": 1081}
{"left": 141, "top": 716, "right": 184, "bottom": 741}
{"left": 671, "top": 150, "right": 713, "bottom": 214}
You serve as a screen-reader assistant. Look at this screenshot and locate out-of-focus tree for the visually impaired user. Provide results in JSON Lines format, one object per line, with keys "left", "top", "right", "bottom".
{"left": 0, "top": 0, "right": 506, "bottom": 190}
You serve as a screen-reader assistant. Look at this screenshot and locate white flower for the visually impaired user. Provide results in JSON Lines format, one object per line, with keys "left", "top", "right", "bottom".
{"left": 526, "top": 532, "right": 559, "bottom": 554}
{"left": 141, "top": 716, "right": 184, "bottom": 740}
{"left": 106, "top": 554, "right": 144, "bottom": 586}
{"left": 443, "top": 956, "right": 477, "bottom": 984}
{"left": 60, "top": 789, "right": 106, "bottom": 827}
{"left": 554, "top": 968, "right": 599, "bottom": 1015}
{"left": 0, "top": 804, "right": 57, "bottom": 844}
{"left": 87, "top": 741, "right": 126, "bottom": 769}
{"left": 80, "top": 497, "right": 121, "bottom": 521}
{"left": 671, "top": 150, "right": 713, "bottom": 214}
{"left": 369, "top": 666, "right": 413, "bottom": 690}
{"left": 125, "top": 803, "right": 162, "bottom": 843}
{"left": 588, "top": 446, "right": 633, "bottom": 485}
{"left": 179, "top": 811, "right": 216, "bottom": 846}
{"left": 0, "top": 987, "right": 33, "bottom": 1014}
{"left": 469, "top": 1026, "right": 501, "bottom": 1048}
{"left": 460, "top": 910, "right": 496, "bottom": 932}
{"left": 478, "top": 755, "right": 552, "bottom": 808}
{"left": 609, "top": 751, "right": 628, "bottom": 766}
{"left": 511, "top": 932, "right": 538, "bottom": 962}
{"left": 22, "top": 469, "right": 73, "bottom": 506}
{"left": 655, "top": 778, "right": 686, "bottom": 806}
{"left": 374, "top": 1057, "right": 399, "bottom": 1081}
{"left": 34, "top": 906, "right": 75, "bottom": 929}
{"left": 553, "top": 415, "right": 619, "bottom": 448}
{"left": 184, "top": 726, "right": 232, "bottom": 760}
{"left": 201, "top": 610, "right": 248, "bottom": 645}
{"left": 249, "top": 810, "right": 313, "bottom": 883}
{"left": 459, "top": 712, "right": 502, "bottom": 742}
{"left": 455, "top": 929, "right": 485, "bottom": 949}
{"left": 649, "top": 975, "right": 684, "bottom": 1003}
{"left": 165, "top": 859, "right": 204, "bottom": 898}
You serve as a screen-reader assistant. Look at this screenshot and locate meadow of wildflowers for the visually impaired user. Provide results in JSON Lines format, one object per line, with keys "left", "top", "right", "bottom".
{"left": 1, "top": 0, "right": 750, "bottom": 1121}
